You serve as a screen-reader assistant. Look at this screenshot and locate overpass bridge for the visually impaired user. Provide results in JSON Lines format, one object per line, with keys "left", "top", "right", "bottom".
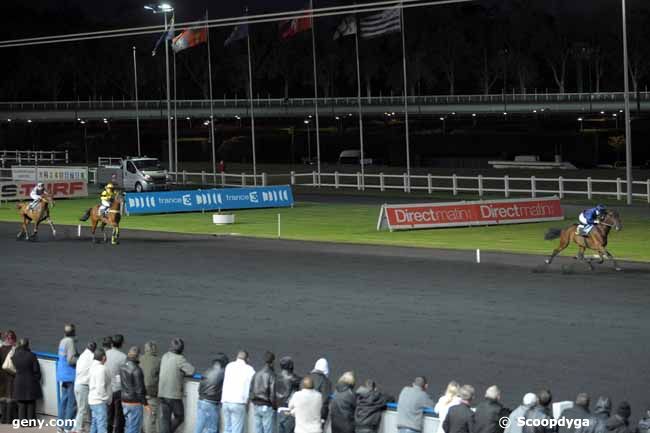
{"left": 1, "top": 92, "right": 649, "bottom": 123}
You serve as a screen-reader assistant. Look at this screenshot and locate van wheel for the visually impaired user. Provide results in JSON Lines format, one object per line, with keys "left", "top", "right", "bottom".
{"left": 135, "top": 182, "right": 143, "bottom": 192}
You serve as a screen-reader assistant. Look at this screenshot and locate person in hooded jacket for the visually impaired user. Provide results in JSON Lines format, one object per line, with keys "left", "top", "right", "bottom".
{"left": 307, "top": 358, "right": 331, "bottom": 422}
{"left": 579, "top": 398, "right": 612, "bottom": 433}
{"left": 504, "top": 393, "right": 538, "bottom": 433}
{"left": 195, "top": 353, "right": 229, "bottom": 433}
{"left": 522, "top": 389, "right": 557, "bottom": 433}
{"left": 605, "top": 402, "right": 635, "bottom": 433}
{"left": 330, "top": 372, "right": 356, "bottom": 433}
{"left": 276, "top": 357, "right": 301, "bottom": 433}
{"left": 354, "top": 379, "right": 392, "bottom": 433}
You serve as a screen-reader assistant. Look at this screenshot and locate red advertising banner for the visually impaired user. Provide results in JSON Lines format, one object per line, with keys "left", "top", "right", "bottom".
{"left": 377, "top": 197, "right": 564, "bottom": 231}
{"left": 0, "top": 181, "right": 88, "bottom": 201}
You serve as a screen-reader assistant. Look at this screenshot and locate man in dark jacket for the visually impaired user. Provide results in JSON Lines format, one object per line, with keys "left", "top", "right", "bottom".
{"left": 559, "top": 394, "right": 591, "bottom": 433}
{"left": 605, "top": 402, "right": 635, "bottom": 433}
{"left": 276, "top": 357, "right": 301, "bottom": 433}
{"left": 250, "top": 352, "right": 277, "bottom": 433}
{"left": 308, "top": 358, "right": 332, "bottom": 421}
{"left": 11, "top": 339, "right": 42, "bottom": 422}
{"left": 119, "top": 347, "right": 147, "bottom": 433}
{"left": 580, "top": 398, "right": 611, "bottom": 433}
{"left": 474, "top": 386, "right": 510, "bottom": 433}
{"left": 523, "top": 389, "right": 557, "bottom": 433}
{"left": 330, "top": 372, "right": 356, "bottom": 433}
{"left": 140, "top": 342, "right": 161, "bottom": 433}
{"left": 195, "top": 353, "right": 229, "bottom": 433}
{"left": 443, "top": 385, "right": 475, "bottom": 433}
{"left": 355, "top": 380, "right": 392, "bottom": 433}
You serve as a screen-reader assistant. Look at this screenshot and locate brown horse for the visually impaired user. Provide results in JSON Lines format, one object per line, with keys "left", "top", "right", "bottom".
{"left": 544, "top": 209, "right": 623, "bottom": 271}
{"left": 16, "top": 195, "right": 56, "bottom": 240}
{"left": 79, "top": 193, "right": 123, "bottom": 244}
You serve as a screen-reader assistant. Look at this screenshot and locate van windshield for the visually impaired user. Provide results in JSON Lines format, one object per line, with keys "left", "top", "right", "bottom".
{"left": 133, "top": 159, "right": 161, "bottom": 170}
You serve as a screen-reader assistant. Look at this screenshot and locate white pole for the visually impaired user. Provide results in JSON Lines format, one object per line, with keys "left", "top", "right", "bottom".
{"left": 133, "top": 46, "right": 141, "bottom": 157}
{"left": 278, "top": 213, "right": 281, "bottom": 238}
{"left": 476, "top": 249, "right": 481, "bottom": 264}
{"left": 355, "top": 17, "right": 365, "bottom": 190}
{"left": 164, "top": 13, "right": 174, "bottom": 173}
{"left": 310, "top": 0, "right": 322, "bottom": 184}
{"left": 173, "top": 49, "right": 178, "bottom": 182}
{"left": 206, "top": 10, "right": 217, "bottom": 184}
{"left": 246, "top": 9, "right": 258, "bottom": 186}
{"left": 399, "top": 4, "right": 411, "bottom": 182}
{"left": 622, "top": 0, "right": 633, "bottom": 205}
{"left": 77, "top": 224, "right": 81, "bottom": 238}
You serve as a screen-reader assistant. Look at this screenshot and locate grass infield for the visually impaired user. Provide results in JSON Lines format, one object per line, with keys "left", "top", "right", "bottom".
{"left": 1, "top": 197, "right": 648, "bottom": 262}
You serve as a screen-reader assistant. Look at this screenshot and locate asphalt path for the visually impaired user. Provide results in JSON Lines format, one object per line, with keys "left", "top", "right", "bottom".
{"left": 2, "top": 221, "right": 650, "bottom": 416}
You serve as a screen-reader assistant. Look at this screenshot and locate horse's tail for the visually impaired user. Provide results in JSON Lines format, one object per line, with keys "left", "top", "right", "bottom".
{"left": 79, "top": 208, "right": 91, "bottom": 222}
{"left": 544, "top": 228, "right": 563, "bottom": 240}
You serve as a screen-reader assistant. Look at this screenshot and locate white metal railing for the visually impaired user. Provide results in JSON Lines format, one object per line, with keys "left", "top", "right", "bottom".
{"left": 98, "top": 157, "right": 122, "bottom": 166}
{"left": 0, "top": 150, "right": 69, "bottom": 167}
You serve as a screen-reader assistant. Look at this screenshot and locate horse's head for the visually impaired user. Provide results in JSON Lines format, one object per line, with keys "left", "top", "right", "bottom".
{"left": 602, "top": 210, "right": 622, "bottom": 231}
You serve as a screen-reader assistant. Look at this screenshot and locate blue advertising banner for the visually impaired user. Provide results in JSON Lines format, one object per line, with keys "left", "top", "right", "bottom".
{"left": 125, "top": 185, "right": 294, "bottom": 215}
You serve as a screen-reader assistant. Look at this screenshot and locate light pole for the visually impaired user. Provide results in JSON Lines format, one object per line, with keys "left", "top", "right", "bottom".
{"left": 145, "top": 3, "right": 174, "bottom": 173}
{"left": 621, "top": 0, "right": 633, "bottom": 204}
{"left": 304, "top": 120, "right": 311, "bottom": 162}
{"left": 132, "top": 46, "right": 141, "bottom": 156}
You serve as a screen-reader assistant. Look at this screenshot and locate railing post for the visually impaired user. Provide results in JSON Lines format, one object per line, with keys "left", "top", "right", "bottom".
{"left": 616, "top": 177, "right": 622, "bottom": 201}
{"left": 452, "top": 174, "right": 458, "bottom": 196}
{"left": 380, "top": 173, "right": 385, "bottom": 192}
{"left": 241, "top": 172, "right": 246, "bottom": 187}
{"left": 558, "top": 176, "right": 564, "bottom": 199}
{"left": 201, "top": 171, "right": 206, "bottom": 186}
{"left": 312, "top": 171, "right": 317, "bottom": 186}
{"left": 504, "top": 175, "right": 510, "bottom": 198}
{"left": 220, "top": 172, "right": 225, "bottom": 187}
{"left": 262, "top": 172, "right": 267, "bottom": 187}
{"left": 647, "top": 179, "right": 650, "bottom": 204}
{"left": 531, "top": 176, "right": 537, "bottom": 198}
{"left": 587, "top": 177, "right": 593, "bottom": 200}
{"left": 427, "top": 174, "right": 432, "bottom": 194}
{"left": 290, "top": 171, "right": 296, "bottom": 186}
{"left": 357, "top": 172, "right": 362, "bottom": 191}
{"left": 478, "top": 175, "right": 484, "bottom": 197}
{"left": 403, "top": 173, "right": 408, "bottom": 193}
{"left": 334, "top": 171, "right": 339, "bottom": 189}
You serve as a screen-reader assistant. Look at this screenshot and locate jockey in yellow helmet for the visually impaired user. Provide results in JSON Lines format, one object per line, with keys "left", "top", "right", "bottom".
{"left": 99, "top": 183, "right": 116, "bottom": 216}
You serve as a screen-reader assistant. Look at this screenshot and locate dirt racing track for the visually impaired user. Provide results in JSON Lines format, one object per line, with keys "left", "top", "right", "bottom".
{"left": 2, "top": 221, "right": 650, "bottom": 415}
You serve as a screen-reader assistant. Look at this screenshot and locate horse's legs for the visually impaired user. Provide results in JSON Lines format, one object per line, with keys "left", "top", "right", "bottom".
{"left": 101, "top": 223, "right": 107, "bottom": 243}
{"left": 604, "top": 249, "right": 622, "bottom": 271}
{"left": 47, "top": 218, "right": 56, "bottom": 238}
{"left": 91, "top": 219, "right": 98, "bottom": 243}
{"left": 546, "top": 231, "right": 571, "bottom": 264}
{"left": 576, "top": 246, "right": 586, "bottom": 261}
{"left": 17, "top": 217, "right": 27, "bottom": 240}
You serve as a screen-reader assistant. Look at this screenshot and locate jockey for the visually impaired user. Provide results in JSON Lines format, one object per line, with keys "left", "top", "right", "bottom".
{"left": 99, "top": 183, "right": 116, "bottom": 216}
{"left": 29, "top": 182, "right": 47, "bottom": 210}
{"left": 577, "top": 204, "right": 607, "bottom": 236}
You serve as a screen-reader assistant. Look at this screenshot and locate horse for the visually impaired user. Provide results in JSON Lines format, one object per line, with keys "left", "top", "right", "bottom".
{"left": 79, "top": 193, "right": 123, "bottom": 245}
{"left": 544, "top": 209, "right": 623, "bottom": 271}
{"left": 16, "top": 195, "right": 56, "bottom": 241}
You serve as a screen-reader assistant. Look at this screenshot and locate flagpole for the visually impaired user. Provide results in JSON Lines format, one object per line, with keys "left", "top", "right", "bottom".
{"left": 245, "top": 8, "right": 258, "bottom": 185}
{"left": 132, "top": 46, "right": 141, "bottom": 157}
{"left": 354, "top": 17, "right": 365, "bottom": 189}
{"left": 310, "top": 0, "right": 322, "bottom": 185}
{"left": 206, "top": 10, "right": 217, "bottom": 185}
{"left": 399, "top": 4, "right": 411, "bottom": 185}
{"left": 164, "top": 13, "right": 174, "bottom": 174}
{"left": 173, "top": 49, "right": 178, "bottom": 182}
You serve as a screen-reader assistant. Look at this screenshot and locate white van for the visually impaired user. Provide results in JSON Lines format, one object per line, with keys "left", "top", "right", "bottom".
{"left": 338, "top": 150, "right": 373, "bottom": 165}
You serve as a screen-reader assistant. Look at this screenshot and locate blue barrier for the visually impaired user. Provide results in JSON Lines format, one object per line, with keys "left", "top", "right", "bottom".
{"left": 125, "top": 185, "right": 294, "bottom": 215}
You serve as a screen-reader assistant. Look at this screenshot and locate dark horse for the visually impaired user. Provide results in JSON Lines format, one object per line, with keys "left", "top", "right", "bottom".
{"left": 79, "top": 193, "right": 123, "bottom": 244}
{"left": 544, "top": 209, "right": 623, "bottom": 271}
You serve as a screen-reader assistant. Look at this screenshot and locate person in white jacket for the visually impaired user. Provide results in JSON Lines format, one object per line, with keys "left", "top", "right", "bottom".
{"left": 288, "top": 376, "right": 323, "bottom": 433}
{"left": 74, "top": 341, "right": 97, "bottom": 433}
{"left": 89, "top": 349, "right": 112, "bottom": 433}
{"left": 221, "top": 351, "right": 256, "bottom": 433}
{"left": 434, "top": 381, "right": 461, "bottom": 433}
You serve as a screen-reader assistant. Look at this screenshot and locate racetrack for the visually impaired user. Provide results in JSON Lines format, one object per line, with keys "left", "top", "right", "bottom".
{"left": 2, "top": 221, "right": 650, "bottom": 415}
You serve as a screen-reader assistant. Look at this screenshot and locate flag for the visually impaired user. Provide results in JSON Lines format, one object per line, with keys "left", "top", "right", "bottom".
{"left": 152, "top": 15, "right": 175, "bottom": 56}
{"left": 360, "top": 8, "right": 401, "bottom": 39}
{"left": 279, "top": 4, "right": 312, "bottom": 39}
{"left": 224, "top": 23, "right": 249, "bottom": 46}
{"left": 172, "top": 24, "right": 208, "bottom": 53}
{"left": 333, "top": 15, "right": 356, "bottom": 40}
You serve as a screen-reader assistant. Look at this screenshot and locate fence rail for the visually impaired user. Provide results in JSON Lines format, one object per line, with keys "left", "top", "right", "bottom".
{"left": 0, "top": 150, "right": 69, "bottom": 167}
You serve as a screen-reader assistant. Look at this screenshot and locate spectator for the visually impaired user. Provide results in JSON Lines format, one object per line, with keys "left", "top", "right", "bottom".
{"left": 435, "top": 382, "right": 461, "bottom": 433}
{"left": 559, "top": 394, "right": 591, "bottom": 433}
{"left": 308, "top": 358, "right": 332, "bottom": 421}
{"left": 354, "top": 379, "right": 392, "bottom": 433}
{"left": 221, "top": 351, "right": 255, "bottom": 433}
{"left": 120, "top": 347, "right": 147, "bottom": 433}
{"left": 330, "top": 372, "right": 356, "bottom": 433}
{"left": 12, "top": 338, "right": 42, "bottom": 422}
{"left": 106, "top": 335, "right": 127, "bottom": 433}
{"left": 276, "top": 356, "right": 301, "bottom": 433}
{"left": 288, "top": 376, "right": 323, "bottom": 433}
{"left": 250, "top": 351, "right": 277, "bottom": 433}
{"left": 158, "top": 338, "right": 195, "bottom": 433}
{"left": 504, "top": 393, "right": 538, "bottom": 433}
{"left": 580, "top": 398, "right": 611, "bottom": 433}
{"left": 474, "top": 386, "right": 510, "bottom": 433}
{"left": 57, "top": 324, "right": 79, "bottom": 433}
{"left": 218, "top": 160, "right": 226, "bottom": 173}
{"left": 74, "top": 341, "right": 97, "bottom": 433}
{"left": 195, "top": 353, "right": 229, "bottom": 433}
{"left": 89, "top": 349, "right": 112, "bottom": 433}
{"left": 523, "top": 389, "right": 556, "bottom": 433}
{"left": 638, "top": 409, "right": 650, "bottom": 433}
{"left": 0, "top": 330, "right": 17, "bottom": 425}
{"left": 140, "top": 342, "right": 161, "bottom": 433}
{"left": 396, "top": 377, "right": 434, "bottom": 433}
{"left": 605, "top": 402, "right": 634, "bottom": 433}
{"left": 443, "top": 385, "right": 475, "bottom": 433}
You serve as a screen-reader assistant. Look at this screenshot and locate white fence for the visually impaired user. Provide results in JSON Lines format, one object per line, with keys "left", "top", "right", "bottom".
{"left": 0, "top": 150, "right": 69, "bottom": 167}
{"left": 159, "top": 170, "right": 650, "bottom": 203}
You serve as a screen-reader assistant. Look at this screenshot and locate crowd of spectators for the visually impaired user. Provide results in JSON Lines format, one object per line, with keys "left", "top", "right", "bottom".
{"left": 1, "top": 326, "right": 649, "bottom": 433}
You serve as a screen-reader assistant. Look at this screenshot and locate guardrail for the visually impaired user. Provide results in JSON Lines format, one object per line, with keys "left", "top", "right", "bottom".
{"left": 0, "top": 150, "right": 69, "bottom": 167}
